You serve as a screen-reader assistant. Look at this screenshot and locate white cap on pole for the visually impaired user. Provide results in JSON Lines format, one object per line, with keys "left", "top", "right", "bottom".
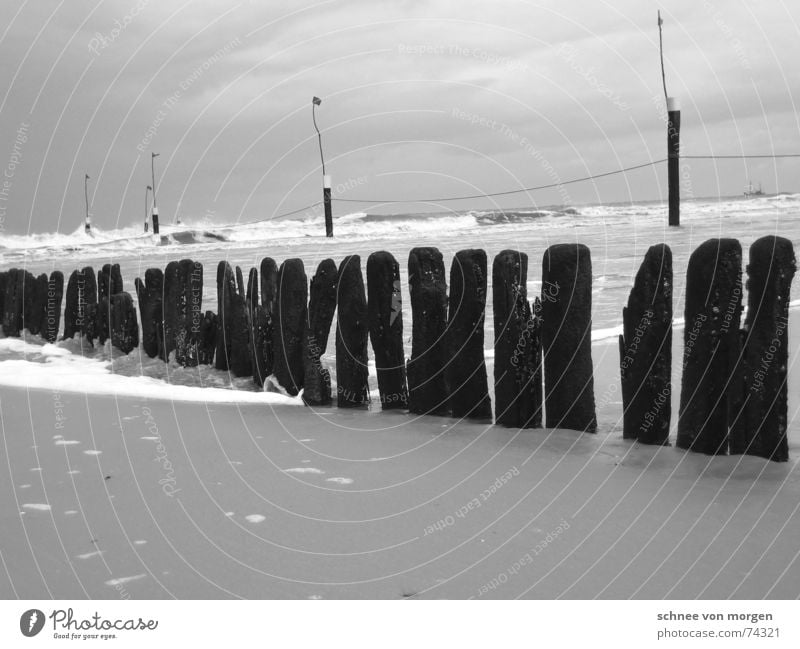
{"left": 323, "top": 175, "right": 331, "bottom": 189}
{"left": 666, "top": 96, "right": 679, "bottom": 111}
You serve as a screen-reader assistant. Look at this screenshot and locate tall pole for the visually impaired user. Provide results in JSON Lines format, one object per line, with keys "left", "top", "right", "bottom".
{"left": 84, "top": 173, "right": 92, "bottom": 234}
{"left": 659, "top": 11, "right": 681, "bottom": 227}
{"left": 151, "top": 152, "right": 160, "bottom": 235}
{"left": 313, "top": 96, "right": 333, "bottom": 238}
{"left": 667, "top": 98, "right": 681, "bottom": 227}
{"left": 145, "top": 185, "right": 152, "bottom": 233}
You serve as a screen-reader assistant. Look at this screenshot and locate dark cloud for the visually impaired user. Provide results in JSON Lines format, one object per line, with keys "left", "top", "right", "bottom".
{"left": 0, "top": 0, "right": 797, "bottom": 234}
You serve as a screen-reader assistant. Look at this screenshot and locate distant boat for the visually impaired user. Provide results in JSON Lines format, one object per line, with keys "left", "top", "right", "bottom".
{"left": 744, "top": 181, "right": 764, "bottom": 197}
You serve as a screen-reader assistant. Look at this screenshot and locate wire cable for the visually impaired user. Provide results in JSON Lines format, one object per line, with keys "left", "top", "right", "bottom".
{"left": 333, "top": 159, "right": 668, "bottom": 204}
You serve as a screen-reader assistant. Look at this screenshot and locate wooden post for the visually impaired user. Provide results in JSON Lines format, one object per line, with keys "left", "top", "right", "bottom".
{"left": 304, "top": 258, "right": 337, "bottom": 405}
{"left": 135, "top": 268, "right": 163, "bottom": 358}
{"left": 273, "top": 258, "right": 308, "bottom": 395}
{"left": 215, "top": 261, "right": 236, "bottom": 371}
{"left": 2, "top": 269, "right": 23, "bottom": 336}
{"left": 28, "top": 273, "right": 48, "bottom": 336}
{"left": 619, "top": 244, "right": 672, "bottom": 445}
{"left": 44, "top": 271, "right": 64, "bottom": 343}
{"left": 733, "top": 236, "right": 796, "bottom": 461}
{"left": 493, "top": 250, "right": 541, "bottom": 428}
{"left": 448, "top": 249, "right": 491, "bottom": 420}
{"left": 229, "top": 266, "right": 252, "bottom": 377}
{"left": 367, "top": 251, "right": 407, "bottom": 409}
{"left": 335, "top": 255, "right": 369, "bottom": 407}
{"left": 541, "top": 244, "right": 596, "bottom": 433}
{"left": 407, "top": 247, "right": 449, "bottom": 416}
{"left": 109, "top": 292, "right": 139, "bottom": 354}
{"left": 677, "top": 238, "right": 743, "bottom": 455}
{"left": 667, "top": 97, "right": 681, "bottom": 227}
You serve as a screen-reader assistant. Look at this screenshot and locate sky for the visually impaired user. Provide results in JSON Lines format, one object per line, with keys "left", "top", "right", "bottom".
{"left": 0, "top": 0, "right": 798, "bottom": 235}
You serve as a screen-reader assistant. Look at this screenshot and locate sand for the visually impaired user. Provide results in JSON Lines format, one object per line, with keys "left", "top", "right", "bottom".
{"left": 1, "top": 329, "right": 798, "bottom": 599}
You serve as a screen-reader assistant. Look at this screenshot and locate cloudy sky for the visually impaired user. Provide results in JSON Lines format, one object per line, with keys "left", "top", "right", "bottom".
{"left": 0, "top": 0, "right": 798, "bottom": 235}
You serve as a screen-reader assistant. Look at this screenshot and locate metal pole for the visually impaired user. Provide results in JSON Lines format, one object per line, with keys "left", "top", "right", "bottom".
{"left": 313, "top": 97, "right": 333, "bottom": 237}
{"left": 659, "top": 12, "right": 680, "bottom": 227}
{"left": 145, "top": 185, "right": 151, "bottom": 233}
{"left": 667, "top": 99, "right": 681, "bottom": 227}
{"left": 84, "top": 173, "right": 91, "bottom": 234}
{"left": 151, "top": 152, "right": 160, "bottom": 235}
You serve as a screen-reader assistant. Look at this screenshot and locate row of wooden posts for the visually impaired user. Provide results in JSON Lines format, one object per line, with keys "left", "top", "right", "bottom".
{"left": 0, "top": 235, "right": 794, "bottom": 461}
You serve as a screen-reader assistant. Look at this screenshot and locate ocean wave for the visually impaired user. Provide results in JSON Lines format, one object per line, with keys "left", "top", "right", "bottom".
{"left": 3, "top": 193, "right": 799, "bottom": 259}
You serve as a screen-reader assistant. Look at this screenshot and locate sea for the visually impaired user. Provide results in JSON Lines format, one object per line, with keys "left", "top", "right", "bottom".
{"left": 1, "top": 192, "right": 799, "bottom": 432}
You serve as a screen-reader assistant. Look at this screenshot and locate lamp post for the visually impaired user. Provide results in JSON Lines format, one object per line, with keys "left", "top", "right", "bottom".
{"left": 151, "top": 152, "right": 160, "bottom": 236}
{"left": 144, "top": 185, "right": 152, "bottom": 233}
{"left": 84, "top": 173, "right": 92, "bottom": 235}
{"left": 312, "top": 96, "right": 333, "bottom": 237}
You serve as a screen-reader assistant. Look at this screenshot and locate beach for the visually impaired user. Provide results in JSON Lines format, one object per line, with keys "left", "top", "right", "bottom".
{"left": 2, "top": 195, "right": 800, "bottom": 598}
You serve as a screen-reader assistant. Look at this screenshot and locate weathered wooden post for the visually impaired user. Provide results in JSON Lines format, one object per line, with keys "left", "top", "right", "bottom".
{"left": 367, "top": 251, "right": 407, "bottom": 410}
{"left": 27, "top": 273, "right": 48, "bottom": 336}
{"left": 135, "top": 268, "right": 163, "bottom": 358}
{"left": 541, "top": 244, "right": 596, "bottom": 433}
{"left": 161, "top": 261, "right": 181, "bottom": 361}
{"left": 304, "top": 258, "right": 337, "bottom": 405}
{"left": 448, "top": 249, "right": 491, "bottom": 420}
{"left": 2, "top": 268, "right": 24, "bottom": 336}
{"left": 197, "top": 312, "right": 217, "bottom": 365}
{"left": 21, "top": 271, "right": 35, "bottom": 334}
{"left": 733, "top": 236, "right": 796, "bottom": 461}
{"left": 273, "top": 258, "right": 307, "bottom": 395}
{"left": 251, "top": 258, "right": 278, "bottom": 386}
{"left": 229, "top": 266, "right": 252, "bottom": 377}
{"left": 110, "top": 292, "right": 139, "bottom": 353}
{"left": 336, "top": 255, "right": 370, "bottom": 407}
{"left": 62, "top": 266, "right": 97, "bottom": 343}
{"left": 677, "top": 238, "right": 743, "bottom": 455}
{"left": 44, "top": 271, "right": 64, "bottom": 343}
{"left": 0, "top": 272, "right": 6, "bottom": 331}
{"left": 169, "top": 259, "right": 204, "bottom": 366}
{"left": 493, "top": 250, "right": 541, "bottom": 428}
{"left": 215, "top": 261, "right": 236, "bottom": 371}
{"left": 407, "top": 247, "right": 449, "bottom": 415}
{"left": 619, "top": 244, "right": 673, "bottom": 445}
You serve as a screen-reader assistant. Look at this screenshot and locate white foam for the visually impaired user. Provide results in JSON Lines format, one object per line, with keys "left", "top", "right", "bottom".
{"left": 0, "top": 339, "right": 304, "bottom": 407}
{"left": 245, "top": 514, "right": 266, "bottom": 523}
{"left": 22, "top": 503, "right": 51, "bottom": 511}
{"left": 326, "top": 477, "right": 354, "bottom": 485}
{"left": 76, "top": 550, "right": 103, "bottom": 560}
{"left": 284, "top": 467, "right": 324, "bottom": 475}
{"left": 105, "top": 574, "right": 146, "bottom": 587}
{"left": 83, "top": 450, "right": 102, "bottom": 456}
{"left": 54, "top": 440, "right": 80, "bottom": 446}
